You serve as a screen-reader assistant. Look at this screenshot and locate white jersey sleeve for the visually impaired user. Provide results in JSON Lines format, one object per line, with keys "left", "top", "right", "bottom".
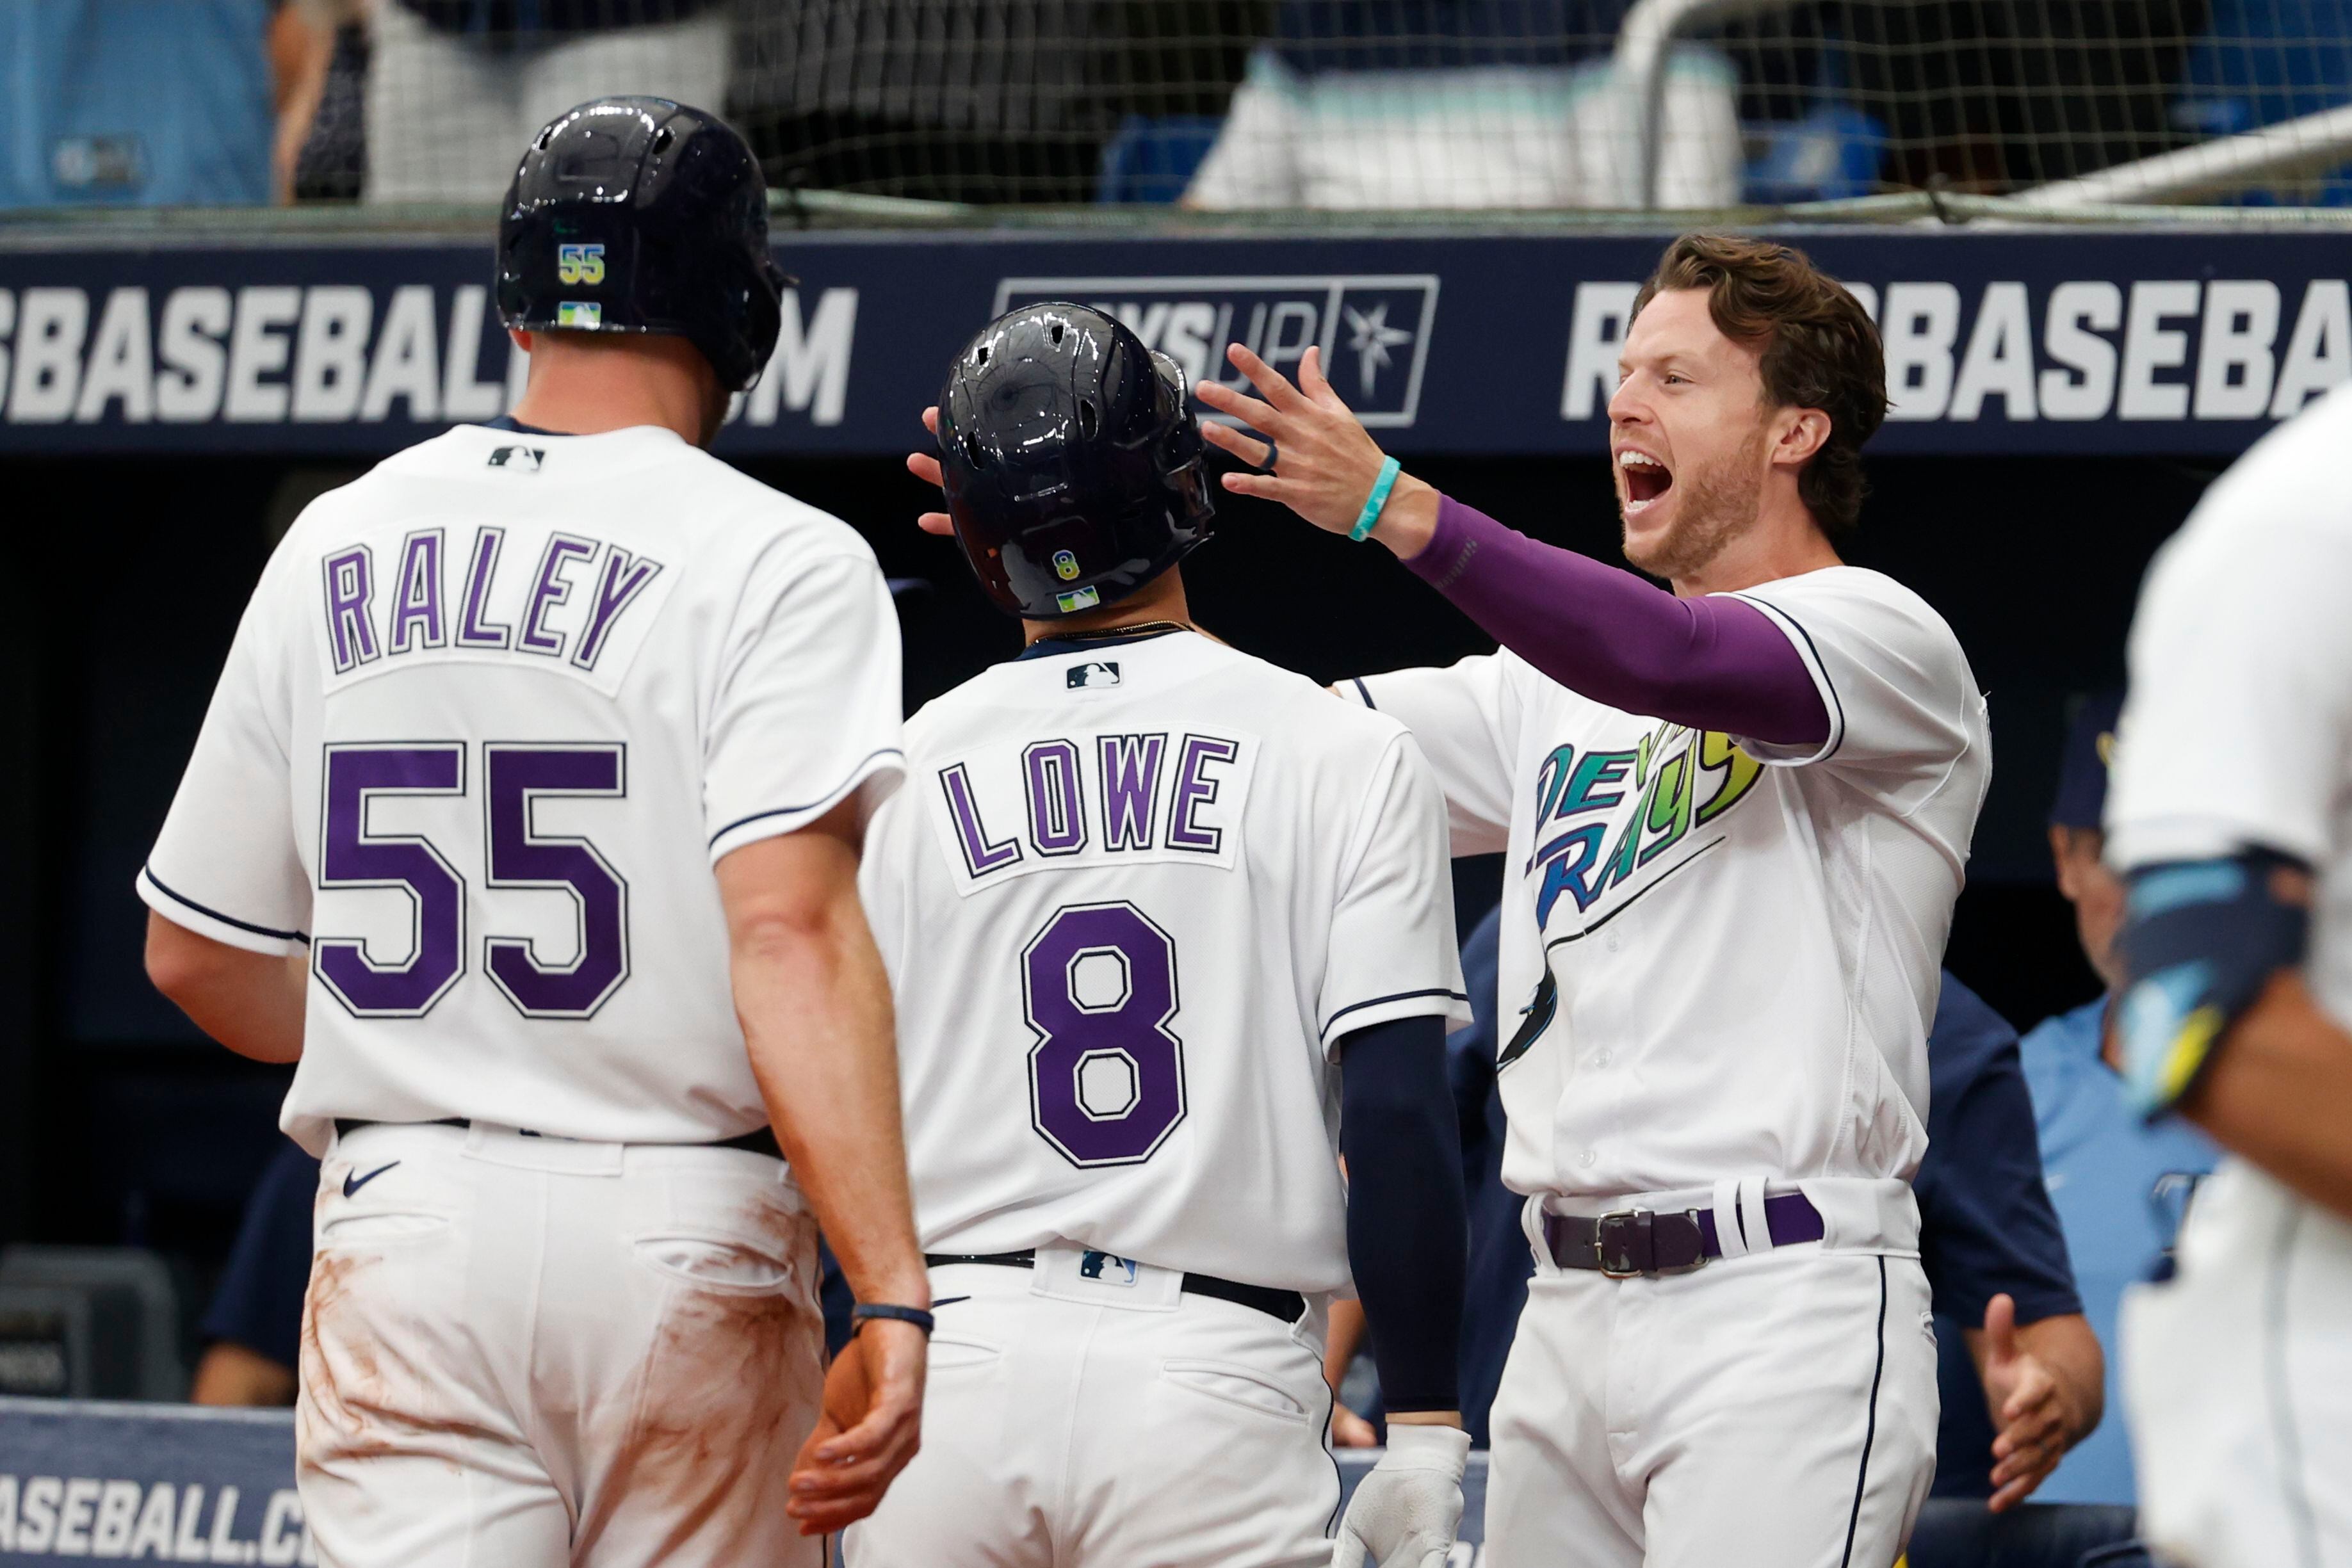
{"left": 704, "top": 545, "right": 905, "bottom": 862}
{"left": 1347, "top": 653, "right": 1521, "bottom": 855}
{"left": 2107, "top": 426, "right": 2352, "bottom": 869}
{"left": 138, "top": 544, "right": 311, "bottom": 955}
{"left": 1318, "top": 733, "right": 1472, "bottom": 1051}
{"left": 1725, "top": 567, "right": 1986, "bottom": 784}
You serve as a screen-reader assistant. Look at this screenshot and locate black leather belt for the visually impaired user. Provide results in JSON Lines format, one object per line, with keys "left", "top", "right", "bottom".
{"left": 1542, "top": 1193, "right": 1825, "bottom": 1277}
{"left": 924, "top": 1250, "right": 1306, "bottom": 1324}
{"left": 334, "top": 1117, "right": 783, "bottom": 1160}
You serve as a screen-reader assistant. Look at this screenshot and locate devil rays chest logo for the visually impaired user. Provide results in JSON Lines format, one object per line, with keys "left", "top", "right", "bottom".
{"left": 1523, "top": 722, "right": 1765, "bottom": 932}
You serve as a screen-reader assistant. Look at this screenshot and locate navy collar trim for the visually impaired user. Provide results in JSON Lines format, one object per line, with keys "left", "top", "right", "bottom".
{"left": 1017, "top": 624, "right": 1192, "bottom": 661}
{"left": 484, "top": 414, "right": 564, "bottom": 437}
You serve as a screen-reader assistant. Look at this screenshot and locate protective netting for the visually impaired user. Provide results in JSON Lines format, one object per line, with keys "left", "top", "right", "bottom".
{"left": 286, "top": 1, "right": 2352, "bottom": 209}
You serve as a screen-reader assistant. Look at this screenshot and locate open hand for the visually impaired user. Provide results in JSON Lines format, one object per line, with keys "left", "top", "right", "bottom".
{"left": 786, "top": 1320, "right": 927, "bottom": 1535}
{"left": 1980, "top": 1295, "right": 2066, "bottom": 1511}
{"left": 1193, "top": 344, "right": 1439, "bottom": 554}
{"left": 907, "top": 407, "right": 953, "bottom": 537}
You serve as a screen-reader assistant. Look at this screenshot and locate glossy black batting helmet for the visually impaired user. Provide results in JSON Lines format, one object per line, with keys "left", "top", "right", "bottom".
{"left": 496, "top": 97, "right": 788, "bottom": 394}
{"left": 937, "top": 303, "right": 1215, "bottom": 620}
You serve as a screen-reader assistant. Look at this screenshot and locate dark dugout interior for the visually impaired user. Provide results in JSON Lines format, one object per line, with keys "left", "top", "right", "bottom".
{"left": 0, "top": 446, "right": 2215, "bottom": 1309}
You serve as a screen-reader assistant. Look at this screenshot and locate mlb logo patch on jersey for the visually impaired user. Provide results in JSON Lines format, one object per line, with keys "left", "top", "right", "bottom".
{"left": 556, "top": 243, "right": 606, "bottom": 285}
{"left": 557, "top": 301, "right": 603, "bottom": 328}
{"left": 1067, "top": 661, "right": 1121, "bottom": 690}
{"left": 487, "top": 445, "right": 544, "bottom": 471}
{"left": 1080, "top": 1251, "right": 1139, "bottom": 1286}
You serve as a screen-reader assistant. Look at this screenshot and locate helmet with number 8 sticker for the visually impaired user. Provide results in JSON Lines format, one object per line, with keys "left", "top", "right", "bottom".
{"left": 935, "top": 302, "right": 1216, "bottom": 620}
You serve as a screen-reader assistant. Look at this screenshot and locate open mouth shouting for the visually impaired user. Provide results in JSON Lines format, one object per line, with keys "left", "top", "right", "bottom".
{"left": 1616, "top": 445, "right": 1674, "bottom": 517}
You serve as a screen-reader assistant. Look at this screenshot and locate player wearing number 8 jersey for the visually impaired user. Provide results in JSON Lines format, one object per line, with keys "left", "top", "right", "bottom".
{"left": 848, "top": 303, "right": 1475, "bottom": 1568}
{"left": 138, "top": 99, "right": 932, "bottom": 1566}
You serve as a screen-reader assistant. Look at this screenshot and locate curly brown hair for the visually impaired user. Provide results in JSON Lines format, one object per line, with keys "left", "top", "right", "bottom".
{"left": 1630, "top": 233, "right": 1888, "bottom": 538}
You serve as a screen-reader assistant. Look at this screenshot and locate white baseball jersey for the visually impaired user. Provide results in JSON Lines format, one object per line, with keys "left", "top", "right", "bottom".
{"left": 138, "top": 421, "right": 904, "bottom": 1155}
{"left": 858, "top": 627, "right": 1469, "bottom": 1296}
{"left": 2109, "top": 381, "right": 2352, "bottom": 1568}
{"left": 1350, "top": 565, "right": 1988, "bottom": 1208}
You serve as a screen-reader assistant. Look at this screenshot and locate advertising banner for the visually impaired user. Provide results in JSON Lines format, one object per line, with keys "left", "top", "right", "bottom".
{"left": 0, "top": 1400, "right": 1492, "bottom": 1564}
{"left": 0, "top": 227, "right": 2341, "bottom": 459}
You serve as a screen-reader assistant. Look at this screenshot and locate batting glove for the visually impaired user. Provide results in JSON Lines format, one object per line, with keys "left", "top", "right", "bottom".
{"left": 1333, "top": 1422, "right": 1471, "bottom": 1568}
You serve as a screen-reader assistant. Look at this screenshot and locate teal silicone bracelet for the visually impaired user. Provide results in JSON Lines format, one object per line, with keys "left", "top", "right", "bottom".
{"left": 1351, "top": 457, "right": 1404, "bottom": 542}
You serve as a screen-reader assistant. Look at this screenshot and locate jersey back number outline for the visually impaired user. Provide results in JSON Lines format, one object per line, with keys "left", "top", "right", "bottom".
{"left": 1021, "top": 902, "right": 1186, "bottom": 1167}
{"left": 315, "top": 740, "right": 631, "bottom": 1021}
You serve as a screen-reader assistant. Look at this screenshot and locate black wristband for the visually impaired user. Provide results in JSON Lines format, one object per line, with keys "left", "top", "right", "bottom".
{"left": 851, "top": 1302, "right": 935, "bottom": 1336}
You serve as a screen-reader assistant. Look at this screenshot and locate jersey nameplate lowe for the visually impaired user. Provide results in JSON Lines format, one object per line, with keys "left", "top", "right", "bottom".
{"left": 923, "top": 729, "right": 1258, "bottom": 894}
{"left": 316, "top": 516, "right": 678, "bottom": 699}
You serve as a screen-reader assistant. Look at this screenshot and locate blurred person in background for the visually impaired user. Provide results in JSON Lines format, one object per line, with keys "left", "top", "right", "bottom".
{"left": 359, "top": 0, "right": 731, "bottom": 203}
{"left": 189, "top": 1140, "right": 318, "bottom": 1407}
{"left": 1185, "top": 0, "right": 1742, "bottom": 210}
{"left": 272, "top": 1, "right": 372, "bottom": 200}
{"left": 2013, "top": 691, "right": 2218, "bottom": 1507}
{"left": 0, "top": 0, "right": 275, "bottom": 207}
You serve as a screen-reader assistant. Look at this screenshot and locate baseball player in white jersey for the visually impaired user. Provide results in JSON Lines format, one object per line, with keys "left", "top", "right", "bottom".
{"left": 2104, "top": 378, "right": 2352, "bottom": 1567}
{"left": 844, "top": 303, "right": 1477, "bottom": 1568}
{"left": 1197, "top": 232, "right": 1990, "bottom": 1565}
{"left": 138, "top": 100, "right": 934, "bottom": 1565}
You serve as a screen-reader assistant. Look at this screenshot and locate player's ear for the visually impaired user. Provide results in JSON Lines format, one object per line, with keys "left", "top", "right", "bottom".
{"left": 508, "top": 328, "right": 535, "bottom": 357}
{"left": 1772, "top": 406, "right": 1831, "bottom": 469}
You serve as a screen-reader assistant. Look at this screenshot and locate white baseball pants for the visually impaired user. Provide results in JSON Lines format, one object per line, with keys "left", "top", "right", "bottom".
{"left": 843, "top": 1247, "right": 1341, "bottom": 1568}
{"left": 363, "top": 4, "right": 730, "bottom": 205}
{"left": 1486, "top": 1224, "right": 1936, "bottom": 1568}
{"left": 2125, "top": 1160, "right": 2352, "bottom": 1568}
{"left": 296, "top": 1122, "right": 825, "bottom": 1568}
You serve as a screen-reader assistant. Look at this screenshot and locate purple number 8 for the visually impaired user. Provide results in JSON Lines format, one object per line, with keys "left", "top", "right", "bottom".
{"left": 1022, "top": 903, "right": 1186, "bottom": 1167}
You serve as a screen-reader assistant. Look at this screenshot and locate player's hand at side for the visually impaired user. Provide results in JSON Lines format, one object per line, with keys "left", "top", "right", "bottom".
{"left": 1333, "top": 1422, "right": 1470, "bottom": 1568}
{"left": 1979, "top": 1295, "right": 2066, "bottom": 1511}
{"left": 1192, "top": 344, "right": 1439, "bottom": 556}
{"left": 786, "top": 1318, "right": 927, "bottom": 1535}
{"left": 908, "top": 407, "right": 954, "bottom": 537}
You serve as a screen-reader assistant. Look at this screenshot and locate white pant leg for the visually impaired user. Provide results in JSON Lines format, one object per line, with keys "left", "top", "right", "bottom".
{"left": 521, "top": 13, "right": 732, "bottom": 135}
{"left": 848, "top": 1259, "right": 1338, "bottom": 1568}
{"left": 2127, "top": 1163, "right": 2352, "bottom": 1568}
{"left": 298, "top": 1124, "right": 825, "bottom": 1568}
{"left": 362, "top": 3, "right": 525, "bottom": 204}
{"left": 1483, "top": 1267, "right": 1643, "bottom": 1568}
{"left": 1485, "top": 1240, "right": 1933, "bottom": 1568}
{"left": 1635, "top": 1247, "right": 1936, "bottom": 1568}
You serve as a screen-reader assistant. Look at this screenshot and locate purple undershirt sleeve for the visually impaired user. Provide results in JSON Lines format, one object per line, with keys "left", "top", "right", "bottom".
{"left": 1402, "top": 496, "right": 1831, "bottom": 748}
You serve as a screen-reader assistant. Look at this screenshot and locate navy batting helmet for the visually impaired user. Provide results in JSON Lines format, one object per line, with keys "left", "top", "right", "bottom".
{"left": 496, "top": 97, "right": 788, "bottom": 394}
{"left": 937, "top": 303, "right": 1215, "bottom": 620}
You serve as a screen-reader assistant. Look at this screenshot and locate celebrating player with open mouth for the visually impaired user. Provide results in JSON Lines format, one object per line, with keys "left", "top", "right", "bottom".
{"left": 854, "top": 302, "right": 1475, "bottom": 1568}
{"left": 140, "top": 99, "right": 931, "bottom": 1565}
{"left": 1195, "top": 232, "right": 1990, "bottom": 1565}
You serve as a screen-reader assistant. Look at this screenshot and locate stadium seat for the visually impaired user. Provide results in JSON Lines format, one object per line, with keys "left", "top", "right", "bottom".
{"left": 2175, "top": 0, "right": 2352, "bottom": 201}
{"left": 1094, "top": 116, "right": 1226, "bottom": 204}
{"left": 0, "top": 1246, "right": 186, "bottom": 1400}
{"left": 1744, "top": 104, "right": 1888, "bottom": 204}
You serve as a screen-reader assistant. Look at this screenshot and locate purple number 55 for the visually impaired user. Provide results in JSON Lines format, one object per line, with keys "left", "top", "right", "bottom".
{"left": 1023, "top": 902, "right": 1187, "bottom": 1167}
{"left": 314, "top": 741, "right": 628, "bottom": 1021}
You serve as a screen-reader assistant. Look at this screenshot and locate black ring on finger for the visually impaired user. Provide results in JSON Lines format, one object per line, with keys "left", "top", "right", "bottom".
{"left": 1255, "top": 440, "right": 1279, "bottom": 476}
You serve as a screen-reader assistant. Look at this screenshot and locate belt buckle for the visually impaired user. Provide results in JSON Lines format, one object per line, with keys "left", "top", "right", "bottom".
{"left": 1593, "top": 1209, "right": 1648, "bottom": 1278}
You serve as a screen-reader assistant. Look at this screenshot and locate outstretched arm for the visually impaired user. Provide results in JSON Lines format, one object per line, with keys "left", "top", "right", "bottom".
{"left": 1194, "top": 344, "right": 1828, "bottom": 748}
{"left": 717, "top": 804, "right": 929, "bottom": 1535}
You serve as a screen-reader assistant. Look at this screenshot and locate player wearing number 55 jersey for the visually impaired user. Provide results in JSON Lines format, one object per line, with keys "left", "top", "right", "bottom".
{"left": 848, "top": 304, "right": 1475, "bottom": 1568}
{"left": 138, "top": 99, "right": 932, "bottom": 1567}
